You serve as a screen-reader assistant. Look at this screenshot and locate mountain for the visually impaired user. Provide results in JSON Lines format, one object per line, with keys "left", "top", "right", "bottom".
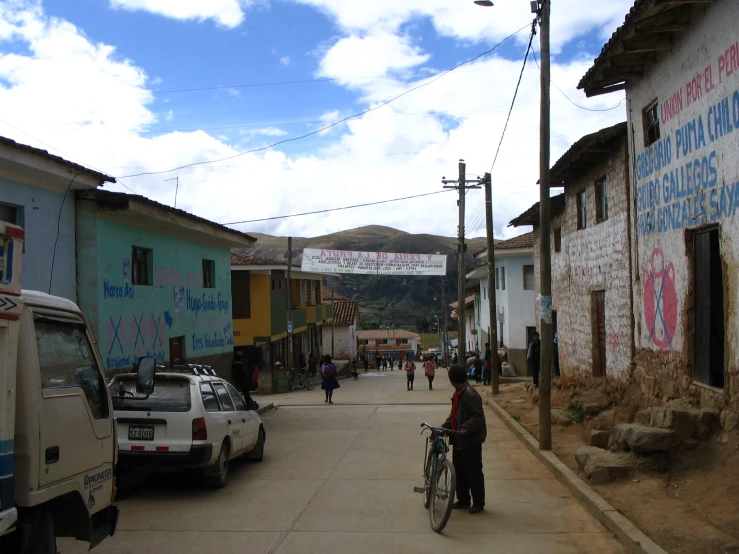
{"left": 239, "top": 225, "right": 487, "bottom": 330}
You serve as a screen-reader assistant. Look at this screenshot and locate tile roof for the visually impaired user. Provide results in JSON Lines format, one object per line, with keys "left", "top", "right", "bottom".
{"left": 578, "top": 0, "right": 696, "bottom": 96}
{"left": 449, "top": 295, "right": 476, "bottom": 309}
{"left": 322, "top": 288, "right": 351, "bottom": 303}
{"left": 473, "top": 232, "right": 534, "bottom": 257}
{"left": 550, "top": 123, "right": 627, "bottom": 185}
{"left": 508, "top": 193, "right": 566, "bottom": 228}
{"left": 0, "top": 136, "right": 115, "bottom": 184}
{"left": 332, "top": 301, "right": 360, "bottom": 326}
{"left": 357, "top": 329, "right": 420, "bottom": 341}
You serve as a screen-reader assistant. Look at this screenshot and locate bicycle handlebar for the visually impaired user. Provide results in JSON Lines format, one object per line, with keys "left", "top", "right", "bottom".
{"left": 420, "top": 422, "right": 458, "bottom": 435}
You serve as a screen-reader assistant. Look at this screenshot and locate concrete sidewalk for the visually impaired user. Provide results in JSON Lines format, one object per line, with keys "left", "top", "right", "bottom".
{"left": 62, "top": 370, "right": 625, "bottom": 554}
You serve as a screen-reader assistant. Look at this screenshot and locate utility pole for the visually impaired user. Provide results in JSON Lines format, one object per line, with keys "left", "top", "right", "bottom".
{"left": 331, "top": 288, "right": 335, "bottom": 357}
{"left": 164, "top": 176, "right": 179, "bottom": 208}
{"left": 442, "top": 277, "right": 448, "bottom": 364}
{"left": 287, "top": 237, "right": 293, "bottom": 370}
{"left": 484, "top": 173, "right": 501, "bottom": 395}
{"left": 538, "top": 0, "right": 553, "bottom": 451}
{"left": 442, "top": 160, "right": 481, "bottom": 362}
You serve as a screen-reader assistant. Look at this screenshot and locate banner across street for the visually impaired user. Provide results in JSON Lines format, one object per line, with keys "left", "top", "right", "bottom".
{"left": 301, "top": 249, "right": 447, "bottom": 276}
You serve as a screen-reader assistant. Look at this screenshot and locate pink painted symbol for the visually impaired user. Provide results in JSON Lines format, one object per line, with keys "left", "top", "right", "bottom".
{"left": 643, "top": 248, "right": 677, "bottom": 349}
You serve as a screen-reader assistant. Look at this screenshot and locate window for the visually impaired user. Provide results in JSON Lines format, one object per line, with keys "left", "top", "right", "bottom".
{"left": 202, "top": 259, "right": 215, "bottom": 288}
{"left": 313, "top": 281, "right": 321, "bottom": 304}
{"left": 577, "top": 191, "right": 587, "bottom": 230}
{"left": 226, "top": 383, "right": 247, "bottom": 411}
{"left": 200, "top": 383, "right": 220, "bottom": 412}
{"left": 501, "top": 268, "right": 506, "bottom": 291}
{"left": 643, "top": 100, "right": 660, "bottom": 146}
{"left": 132, "top": 246, "right": 152, "bottom": 286}
{"left": 523, "top": 265, "right": 535, "bottom": 291}
{"left": 595, "top": 177, "right": 608, "bottom": 222}
{"left": 382, "top": 339, "right": 389, "bottom": 345}
{"left": 0, "top": 203, "right": 19, "bottom": 225}
{"left": 483, "top": 286, "right": 487, "bottom": 300}
{"left": 359, "top": 339, "right": 369, "bottom": 345}
{"left": 271, "top": 271, "right": 283, "bottom": 291}
{"left": 112, "top": 376, "right": 191, "bottom": 412}
{"left": 231, "top": 271, "right": 251, "bottom": 319}
{"left": 35, "top": 316, "right": 108, "bottom": 419}
{"left": 301, "top": 280, "right": 309, "bottom": 306}
{"left": 553, "top": 228, "right": 562, "bottom": 253}
{"left": 495, "top": 268, "right": 500, "bottom": 290}
{"left": 213, "top": 383, "right": 235, "bottom": 411}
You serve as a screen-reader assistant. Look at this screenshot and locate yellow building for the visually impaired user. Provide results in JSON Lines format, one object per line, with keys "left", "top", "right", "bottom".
{"left": 230, "top": 253, "right": 333, "bottom": 369}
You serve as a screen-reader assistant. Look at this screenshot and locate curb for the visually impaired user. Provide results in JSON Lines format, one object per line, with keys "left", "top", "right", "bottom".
{"left": 483, "top": 396, "right": 668, "bottom": 554}
{"left": 256, "top": 403, "right": 275, "bottom": 415}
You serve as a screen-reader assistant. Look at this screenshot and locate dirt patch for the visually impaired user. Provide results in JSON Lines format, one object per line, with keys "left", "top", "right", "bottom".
{"left": 486, "top": 383, "right": 739, "bottom": 554}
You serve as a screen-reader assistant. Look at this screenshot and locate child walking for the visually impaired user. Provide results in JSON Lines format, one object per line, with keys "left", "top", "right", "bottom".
{"left": 320, "top": 355, "right": 340, "bottom": 403}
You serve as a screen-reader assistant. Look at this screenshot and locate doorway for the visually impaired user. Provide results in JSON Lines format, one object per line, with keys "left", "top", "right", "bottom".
{"left": 169, "top": 336, "right": 185, "bottom": 367}
{"left": 592, "top": 291, "right": 606, "bottom": 377}
{"left": 694, "top": 227, "right": 725, "bottom": 388}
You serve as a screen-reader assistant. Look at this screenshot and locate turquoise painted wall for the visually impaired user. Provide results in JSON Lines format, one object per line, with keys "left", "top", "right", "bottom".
{"left": 80, "top": 213, "right": 234, "bottom": 374}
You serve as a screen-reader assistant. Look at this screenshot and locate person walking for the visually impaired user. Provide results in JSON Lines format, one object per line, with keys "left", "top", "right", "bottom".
{"left": 389, "top": 354, "right": 394, "bottom": 371}
{"left": 473, "top": 354, "right": 483, "bottom": 384}
{"left": 320, "top": 355, "right": 340, "bottom": 403}
{"left": 404, "top": 356, "right": 417, "bottom": 391}
{"left": 308, "top": 353, "right": 317, "bottom": 380}
{"left": 441, "top": 364, "right": 487, "bottom": 514}
{"left": 363, "top": 357, "right": 369, "bottom": 373}
{"left": 423, "top": 356, "right": 437, "bottom": 390}
{"left": 231, "top": 351, "right": 257, "bottom": 408}
{"left": 527, "top": 332, "right": 541, "bottom": 388}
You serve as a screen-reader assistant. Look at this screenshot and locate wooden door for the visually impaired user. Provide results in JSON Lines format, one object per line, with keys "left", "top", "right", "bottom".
{"left": 593, "top": 291, "right": 606, "bottom": 377}
{"left": 169, "top": 336, "right": 184, "bottom": 367}
{"left": 694, "top": 228, "right": 725, "bottom": 388}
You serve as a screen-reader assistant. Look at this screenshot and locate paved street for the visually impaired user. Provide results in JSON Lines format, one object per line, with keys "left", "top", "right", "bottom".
{"left": 62, "top": 370, "right": 624, "bottom": 554}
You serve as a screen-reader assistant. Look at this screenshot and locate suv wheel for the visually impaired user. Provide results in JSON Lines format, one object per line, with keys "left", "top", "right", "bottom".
{"left": 204, "top": 442, "right": 230, "bottom": 489}
{"left": 248, "top": 427, "right": 266, "bottom": 462}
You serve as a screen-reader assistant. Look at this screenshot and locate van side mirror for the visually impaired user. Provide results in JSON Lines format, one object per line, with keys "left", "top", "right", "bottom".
{"left": 136, "top": 356, "right": 156, "bottom": 396}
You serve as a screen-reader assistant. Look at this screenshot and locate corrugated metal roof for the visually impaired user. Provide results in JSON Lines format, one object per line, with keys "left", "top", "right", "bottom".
{"left": 0, "top": 135, "right": 115, "bottom": 184}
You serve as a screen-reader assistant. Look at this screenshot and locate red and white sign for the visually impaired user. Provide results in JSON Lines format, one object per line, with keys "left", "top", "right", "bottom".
{"left": 301, "top": 249, "right": 447, "bottom": 276}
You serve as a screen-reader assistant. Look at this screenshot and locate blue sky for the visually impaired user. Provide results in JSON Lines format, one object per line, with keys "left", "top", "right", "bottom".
{"left": 0, "top": 0, "right": 631, "bottom": 238}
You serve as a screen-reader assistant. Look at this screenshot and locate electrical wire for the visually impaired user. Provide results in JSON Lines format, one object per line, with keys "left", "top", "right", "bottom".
{"left": 222, "top": 189, "right": 456, "bottom": 226}
{"left": 531, "top": 49, "right": 625, "bottom": 112}
{"left": 489, "top": 20, "right": 536, "bottom": 176}
{"left": 118, "top": 21, "right": 533, "bottom": 179}
{"left": 49, "top": 173, "right": 81, "bottom": 294}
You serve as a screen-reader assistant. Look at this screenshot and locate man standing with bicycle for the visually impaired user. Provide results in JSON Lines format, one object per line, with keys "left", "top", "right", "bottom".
{"left": 442, "top": 365, "right": 487, "bottom": 514}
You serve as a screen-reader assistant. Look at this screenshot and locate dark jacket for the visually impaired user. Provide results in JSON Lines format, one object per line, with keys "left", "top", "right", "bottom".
{"left": 442, "top": 382, "right": 487, "bottom": 449}
{"left": 231, "top": 361, "right": 251, "bottom": 393}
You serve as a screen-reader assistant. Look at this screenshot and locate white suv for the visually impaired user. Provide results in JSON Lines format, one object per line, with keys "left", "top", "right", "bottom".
{"left": 110, "top": 368, "right": 265, "bottom": 488}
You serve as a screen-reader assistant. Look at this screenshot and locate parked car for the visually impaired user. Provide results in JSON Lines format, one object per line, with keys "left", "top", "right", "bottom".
{"left": 110, "top": 368, "right": 265, "bottom": 488}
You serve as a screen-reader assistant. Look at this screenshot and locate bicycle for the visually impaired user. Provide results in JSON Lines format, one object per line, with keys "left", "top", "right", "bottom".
{"left": 413, "top": 422, "right": 457, "bottom": 533}
{"left": 287, "top": 368, "right": 315, "bottom": 391}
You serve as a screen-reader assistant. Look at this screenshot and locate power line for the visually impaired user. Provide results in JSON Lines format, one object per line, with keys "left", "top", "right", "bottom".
{"left": 531, "top": 49, "right": 625, "bottom": 112}
{"left": 118, "top": 21, "right": 533, "bottom": 179}
{"left": 222, "top": 189, "right": 456, "bottom": 226}
{"left": 489, "top": 21, "right": 536, "bottom": 176}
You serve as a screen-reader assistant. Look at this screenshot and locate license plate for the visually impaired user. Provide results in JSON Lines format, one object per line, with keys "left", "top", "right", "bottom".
{"left": 128, "top": 426, "right": 154, "bottom": 440}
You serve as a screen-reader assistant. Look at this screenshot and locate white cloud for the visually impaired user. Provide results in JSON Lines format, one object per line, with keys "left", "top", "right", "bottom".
{"left": 0, "top": 1, "right": 627, "bottom": 243}
{"left": 279, "top": 56, "right": 291, "bottom": 66}
{"left": 108, "top": 0, "right": 248, "bottom": 28}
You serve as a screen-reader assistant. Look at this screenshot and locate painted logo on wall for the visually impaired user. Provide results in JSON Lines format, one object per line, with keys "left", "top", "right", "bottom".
{"left": 643, "top": 248, "right": 678, "bottom": 349}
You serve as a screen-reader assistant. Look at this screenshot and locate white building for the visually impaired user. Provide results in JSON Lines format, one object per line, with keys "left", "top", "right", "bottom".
{"left": 579, "top": 0, "right": 739, "bottom": 417}
{"left": 357, "top": 329, "right": 420, "bottom": 360}
{"left": 468, "top": 233, "right": 536, "bottom": 374}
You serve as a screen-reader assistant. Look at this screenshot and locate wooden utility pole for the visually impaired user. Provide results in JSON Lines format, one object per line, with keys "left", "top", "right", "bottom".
{"left": 442, "top": 160, "right": 481, "bottom": 362}
{"left": 484, "top": 172, "right": 501, "bottom": 394}
{"left": 442, "top": 277, "right": 448, "bottom": 364}
{"left": 457, "top": 160, "right": 467, "bottom": 360}
{"left": 287, "top": 237, "right": 293, "bottom": 369}
{"left": 538, "top": 0, "right": 553, "bottom": 451}
{"left": 331, "top": 288, "right": 335, "bottom": 357}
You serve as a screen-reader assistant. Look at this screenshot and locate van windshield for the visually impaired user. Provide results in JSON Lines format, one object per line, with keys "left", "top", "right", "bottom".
{"left": 111, "top": 376, "right": 191, "bottom": 412}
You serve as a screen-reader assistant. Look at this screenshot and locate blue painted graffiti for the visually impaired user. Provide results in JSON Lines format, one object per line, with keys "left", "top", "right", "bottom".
{"left": 185, "top": 289, "right": 230, "bottom": 317}
{"left": 103, "top": 280, "right": 134, "bottom": 300}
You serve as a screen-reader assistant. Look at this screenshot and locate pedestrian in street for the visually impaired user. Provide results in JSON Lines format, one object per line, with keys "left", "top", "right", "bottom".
{"left": 320, "top": 355, "right": 340, "bottom": 404}
{"left": 452, "top": 353, "right": 458, "bottom": 365}
{"left": 473, "top": 354, "right": 483, "bottom": 384}
{"left": 308, "top": 353, "right": 317, "bottom": 379}
{"left": 231, "top": 351, "right": 257, "bottom": 408}
{"left": 527, "top": 332, "right": 541, "bottom": 388}
{"left": 363, "top": 357, "right": 369, "bottom": 373}
{"left": 483, "top": 343, "right": 492, "bottom": 386}
{"left": 441, "top": 364, "right": 487, "bottom": 514}
{"left": 423, "top": 356, "right": 437, "bottom": 390}
{"left": 389, "top": 354, "right": 394, "bottom": 371}
{"left": 404, "top": 355, "right": 417, "bottom": 391}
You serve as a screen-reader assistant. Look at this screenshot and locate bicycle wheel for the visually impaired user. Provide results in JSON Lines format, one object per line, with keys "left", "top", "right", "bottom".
{"left": 423, "top": 451, "right": 434, "bottom": 509}
{"left": 288, "top": 373, "right": 295, "bottom": 392}
{"left": 429, "top": 458, "right": 456, "bottom": 533}
{"left": 304, "top": 374, "right": 315, "bottom": 391}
